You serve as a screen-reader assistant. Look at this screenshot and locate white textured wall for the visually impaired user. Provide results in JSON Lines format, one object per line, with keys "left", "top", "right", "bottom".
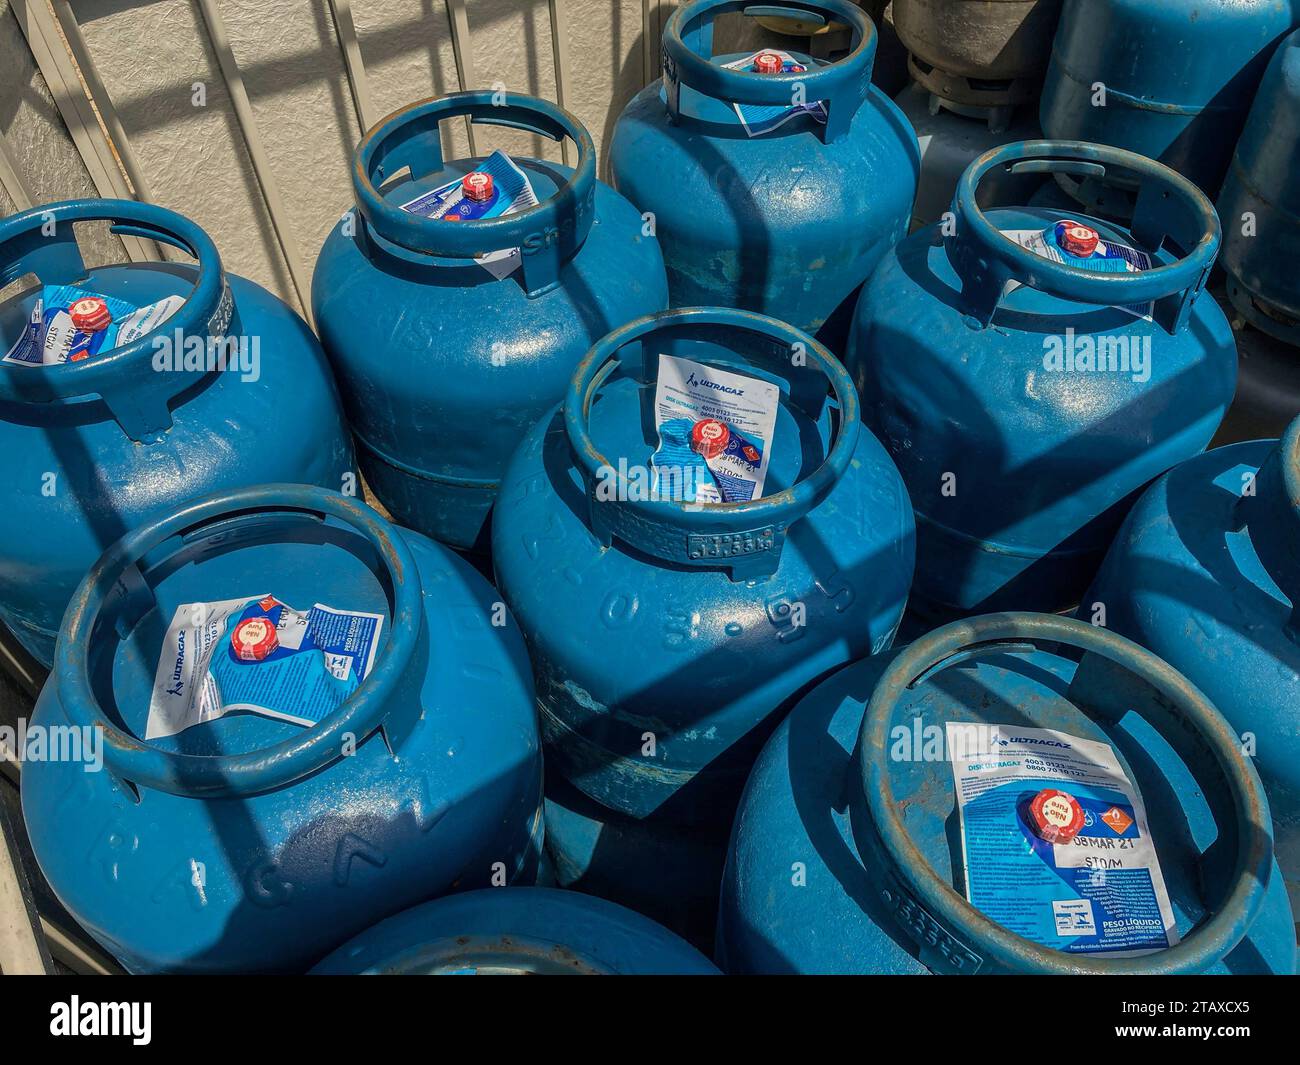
{"left": 0, "top": 0, "right": 125, "bottom": 267}
{"left": 1, "top": 0, "right": 664, "bottom": 311}
{"left": 2, "top": 2, "right": 879, "bottom": 310}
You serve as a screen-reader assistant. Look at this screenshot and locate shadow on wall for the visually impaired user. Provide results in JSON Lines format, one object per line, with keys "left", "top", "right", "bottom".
{"left": 11, "top": 0, "right": 659, "bottom": 304}
{"left": 0, "top": 1, "right": 128, "bottom": 266}
{"left": 62, "top": 0, "right": 575, "bottom": 144}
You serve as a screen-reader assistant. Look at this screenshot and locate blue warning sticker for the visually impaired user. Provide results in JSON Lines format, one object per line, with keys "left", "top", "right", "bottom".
{"left": 946, "top": 723, "right": 1178, "bottom": 956}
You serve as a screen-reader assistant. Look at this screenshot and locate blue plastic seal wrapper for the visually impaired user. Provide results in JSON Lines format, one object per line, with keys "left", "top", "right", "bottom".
{"left": 650, "top": 353, "right": 778, "bottom": 503}
{"left": 144, "top": 593, "right": 385, "bottom": 739}
{"left": 399, "top": 149, "right": 540, "bottom": 279}
{"left": 999, "top": 220, "right": 1156, "bottom": 320}
{"left": 721, "top": 49, "right": 828, "bottom": 137}
{"left": 3, "top": 283, "right": 183, "bottom": 367}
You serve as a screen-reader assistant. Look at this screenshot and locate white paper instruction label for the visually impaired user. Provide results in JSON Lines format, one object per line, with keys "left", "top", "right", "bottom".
{"left": 649, "top": 353, "right": 779, "bottom": 503}
{"left": 946, "top": 722, "right": 1178, "bottom": 956}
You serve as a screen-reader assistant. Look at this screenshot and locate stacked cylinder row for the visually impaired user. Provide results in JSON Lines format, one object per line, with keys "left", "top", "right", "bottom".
{"left": 1, "top": 0, "right": 1298, "bottom": 975}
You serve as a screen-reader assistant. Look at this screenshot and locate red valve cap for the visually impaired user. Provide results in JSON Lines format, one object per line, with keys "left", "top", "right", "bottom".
{"left": 231, "top": 616, "right": 279, "bottom": 662}
{"left": 1029, "top": 788, "right": 1086, "bottom": 845}
{"left": 1056, "top": 220, "right": 1100, "bottom": 258}
{"left": 462, "top": 171, "right": 494, "bottom": 203}
{"left": 691, "top": 418, "right": 730, "bottom": 460}
{"left": 69, "top": 296, "right": 112, "bottom": 333}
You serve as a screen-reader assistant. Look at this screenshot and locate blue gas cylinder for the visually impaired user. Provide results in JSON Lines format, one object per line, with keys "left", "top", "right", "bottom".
{"left": 543, "top": 773, "right": 725, "bottom": 952}
{"left": 846, "top": 141, "right": 1237, "bottom": 619}
{"left": 493, "top": 308, "right": 914, "bottom": 825}
{"left": 313, "top": 92, "right": 668, "bottom": 553}
{"left": 20, "top": 484, "right": 542, "bottom": 974}
{"left": 1083, "top": 416, "right": 1300, "bottom": 919}
{"left": 717, "top": 612, "right": 1296, "bottom": 974}
{"left": 0, "top": 200, "right": 354, "bottom": 668}
{"left": 311, "top": 887, "right": 719, "bottom": 974}
{"left": 1040, "top": 0, "right": 1299, "bottom": 214}
{"left": 1218, "top": 28, "right": 1300, "bottom": 347}
{"left": 608, "top": 0, "right": 919, "bottom": 351}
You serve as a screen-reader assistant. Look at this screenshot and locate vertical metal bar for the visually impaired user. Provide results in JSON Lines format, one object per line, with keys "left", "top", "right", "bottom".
{"left": 12, "top": 0, "right": 155, "bottom": 261}
{"left": 327, "top": 0, "right": 378, "bottom": 135}
{"left": 444, "top": 0, "right": 478, "bottom": 156}
{"left": 642, "top": 0, "right": 656, "bottom": 87}
{"left": 0, "top": 745, "right": 18, "bottom": 786}
{"left": 195, "top": 0, "right": 313, "bottom": 319}
{"left": 49, "top": 0, "right": 155, "bottom": 204}
{"left": 548, "top": 0, "right": 574, "bottom": 166}
{"left": 643, "top": 1, "right": 674, "bottom": 88}
{"left": 0, "top": 135, "right": 35, "bottom": 213}
{"left": 0, "top": 798, "right": 53, "bottom": 975}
